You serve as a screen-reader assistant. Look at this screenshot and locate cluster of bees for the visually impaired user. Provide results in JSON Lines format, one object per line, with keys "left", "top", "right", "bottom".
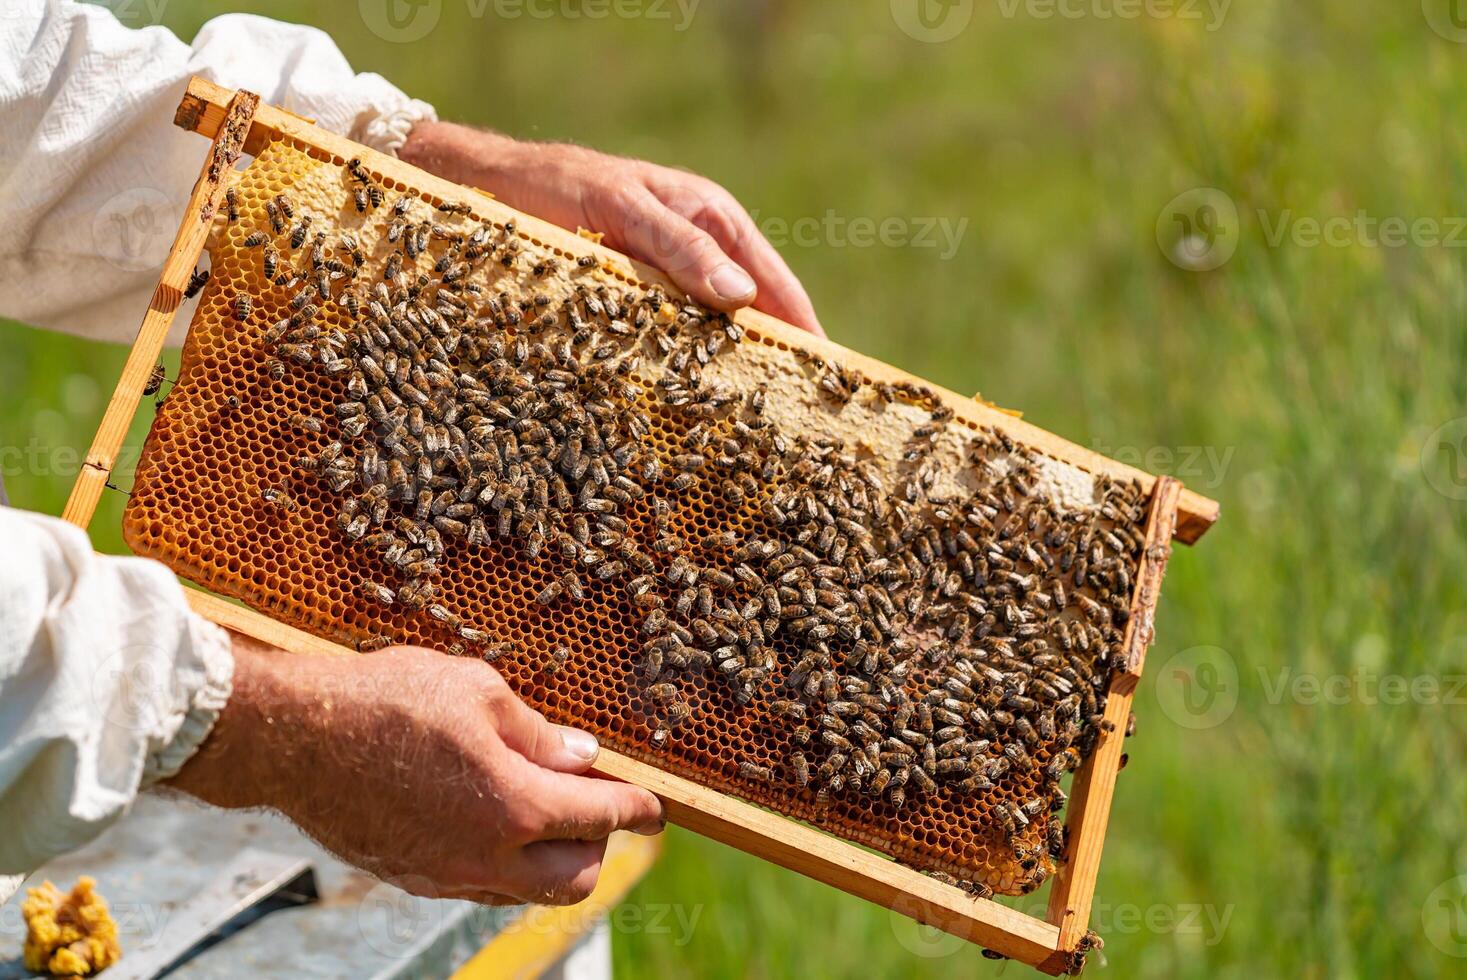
{"left": 214, "top": 156, "right": 1146, "bottom": 889}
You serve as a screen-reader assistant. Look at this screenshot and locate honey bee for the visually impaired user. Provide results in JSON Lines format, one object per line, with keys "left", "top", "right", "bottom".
{"left": 260, "top": 486, "right": 296, "bottom": 512}
{"left": 290, "top": 214, "right": 312, "bottom": 249}
{"left": 769, "top": 699, "right": 807, "bottom": 721}
{"left": 224, "top": 187, "right": 238, "bottom": 223}
{"left": 535, "top": 578, "right": 564, "bottom": 606}
{"left": 184, "top": 267, "right": 210, "bottom": 299}
{"left": 289, "top": 412, "right": 325, "bottom": 435}
{"left": 234, "top": 293, "right": 252, "bottom": 322}
{"left": 359, "top": 581, "right": 396, "bottom": 605}
{"left": 142, "top": 363, "right": 167, "bottom": 397}
{"left": 545, "top": 645, "right": 570, "bottom": 674}
{"left": 739, "top": 761, "right": 774, "bottom": 783}
{"left": 647, "top": 682, "right": 679, "bottom": 702}
{"left": 790, "top": 752, "right": 810, "bottom": 787}
{"left": 339, "top": 234, "right": 366, "bottom": 267}
{"left": 481, "top": 642, "right": 516, "bottom": 663}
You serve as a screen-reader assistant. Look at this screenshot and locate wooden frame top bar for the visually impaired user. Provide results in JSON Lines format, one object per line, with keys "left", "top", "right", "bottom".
{"left": 173, "top": 76, "right": 1220, "bottom": 546}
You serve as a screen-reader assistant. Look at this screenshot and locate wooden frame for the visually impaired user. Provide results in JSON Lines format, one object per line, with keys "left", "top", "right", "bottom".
{"left": 59, "top": 77, "right": 1209, "bottom": 975}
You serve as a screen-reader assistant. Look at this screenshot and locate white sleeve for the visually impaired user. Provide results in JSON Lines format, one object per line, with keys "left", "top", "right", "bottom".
{"left": 0, "top": 0, "right": 437, "bottom": 344}
{"left": 0, "top": 507, "right": 234, "bottom": 884}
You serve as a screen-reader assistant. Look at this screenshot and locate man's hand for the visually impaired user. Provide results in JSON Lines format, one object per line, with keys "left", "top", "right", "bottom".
{"left": 400, "top": 121, "right": 825, "bottom": 337}
{"left": 166, "top": 635, "right": 663, "bottom": 906}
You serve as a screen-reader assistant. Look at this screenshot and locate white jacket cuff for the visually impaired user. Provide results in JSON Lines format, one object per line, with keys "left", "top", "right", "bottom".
{"left": 0, "top": 508, "right": 236, "bottom": 875}
{"left": 140, "top": 602, "right": 234, "bottom": 786}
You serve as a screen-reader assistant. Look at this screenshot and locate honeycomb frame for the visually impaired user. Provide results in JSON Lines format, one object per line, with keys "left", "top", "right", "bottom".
{"left": 61, "top": 80, "right": 1215, "bottom": 975}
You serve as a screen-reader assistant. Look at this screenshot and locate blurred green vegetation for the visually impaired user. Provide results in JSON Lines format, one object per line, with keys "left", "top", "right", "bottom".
{"left": 7, "top": 1, "right": 1467, "bottom": 976}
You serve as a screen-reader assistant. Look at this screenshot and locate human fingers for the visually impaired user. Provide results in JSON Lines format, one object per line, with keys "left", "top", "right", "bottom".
{"left": 487, "top": 680, "right": 601, "bottom": 774}
{"left": 605, "top": 186, "right": 760, "bottom": 313}
{"left": 507, "top": 838, "right": 608, "bottom": 906}
{"left": 660, "top": 182, "right": 825, "bottom": 336}
{"left": 523, "top": 766, "right": 665, "bottom": 842}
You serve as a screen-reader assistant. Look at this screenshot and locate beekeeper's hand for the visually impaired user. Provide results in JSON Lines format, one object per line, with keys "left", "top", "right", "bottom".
{"left": 400, "top": 121, "right": 825, "bottom": 337}
{"left": 166, "top": 635, "right": 664, "bottom": 906}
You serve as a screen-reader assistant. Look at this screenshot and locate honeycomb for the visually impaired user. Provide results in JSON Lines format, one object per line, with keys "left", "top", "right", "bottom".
{"left": 123, "top": 137, "right": 1148, "bottom": 897}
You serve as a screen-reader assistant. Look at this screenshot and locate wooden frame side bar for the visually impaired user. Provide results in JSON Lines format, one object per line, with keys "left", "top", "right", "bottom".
{"left": 62, "top": 90, "right": 259, "bottom": 531}
{"left": 1044, "top": 476, "right": 1182, "bottom": 951}
{"left": 174, "top": 77, "right": 1219, "bottom": 545}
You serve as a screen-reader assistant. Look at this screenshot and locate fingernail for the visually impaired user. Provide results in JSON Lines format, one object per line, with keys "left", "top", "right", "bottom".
{"left": 709, "top": 264, "right": 755, "bottom": 302}
{"left": 559, "top": 726, "right": 599, "bottom": 762}
{"left": 633, "top": 818, "right": 666, "bottom": 836}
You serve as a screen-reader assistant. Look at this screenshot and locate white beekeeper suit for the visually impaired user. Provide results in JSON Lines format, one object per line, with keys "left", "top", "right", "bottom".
{"left": 0, "top": 0, "right": 436, "bottom": 903}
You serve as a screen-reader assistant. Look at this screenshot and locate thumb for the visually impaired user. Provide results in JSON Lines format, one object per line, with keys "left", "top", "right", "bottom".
{"left": 618, "top": 193, "right": 757, "bottom": 312}
{"left": 490, "top": 686, "right": 601, "bottom": 774}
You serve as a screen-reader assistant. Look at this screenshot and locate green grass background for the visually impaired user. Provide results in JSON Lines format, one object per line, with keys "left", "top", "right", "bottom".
{"left": 6, "top": 1, "right": 1467, "bottom": 976}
